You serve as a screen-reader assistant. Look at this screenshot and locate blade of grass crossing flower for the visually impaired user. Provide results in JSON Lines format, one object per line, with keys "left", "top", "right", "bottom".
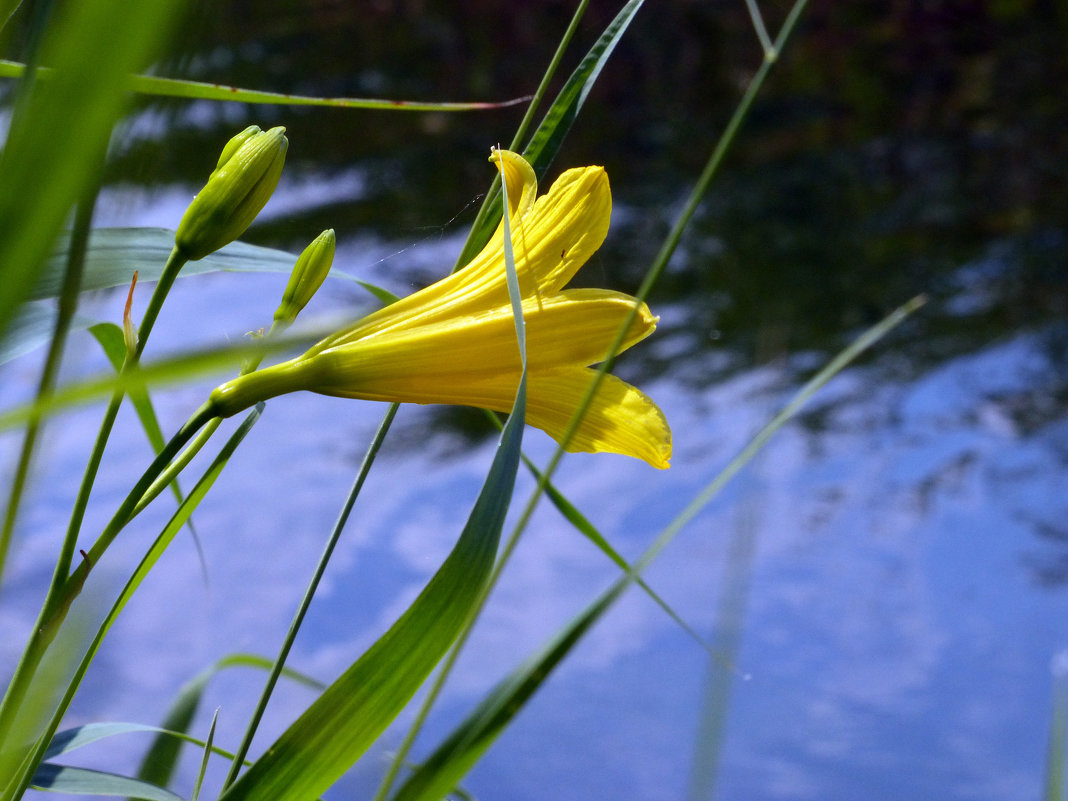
{"left": 449, "top": 0, "right": 589, "bottom": 273}
{"left": 368, "top": 148, "right": 528, "bottom": 801}
{"left": 5, "top": 408, "right": 263, "bottom": 801}
{"left": 0, "top": 1, "right": 182, "bottom": 338}
{"left": 30, "top": 764, "right": 183, "bottom": 801}
{"left": 455, "top": 0, "right": 644, "bottom": 266}
{"left": 216, "top": 145, "right": 529, "bottom": 801}
{"left": 390, "top": 296, "right": 925, "bottom": 800}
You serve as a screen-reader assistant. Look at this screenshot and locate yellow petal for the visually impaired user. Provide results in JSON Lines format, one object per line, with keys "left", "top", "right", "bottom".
{"left": 302, "top": 365, "right": 671, "bottom": 470}
{"left": 309, "top": 154, "right": 612, "bottom": 355}
{"left": 308, "top": 290, "right": 655, "bottom": 389}
{"left": 524, "top": 368, "right": 672, "bottom": 469}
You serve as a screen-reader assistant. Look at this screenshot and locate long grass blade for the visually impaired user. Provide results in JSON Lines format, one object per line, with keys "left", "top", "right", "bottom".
{"left": 190, "top": 710, "right": 218, "bottom": 801}
{"left": 390, "top": 295, "right": 924, "bottom": 800}
{"left": 135, "top": 655, "right": 323, "bottom": 793}
{"left": 0, "top": 59, "right": 529, "bottom": 111}
{"left": 217, "top": 145, "right": 529, "bottom": 801}
{"left": 454, "top": 0, "right": 644, "bottom": 267}
{"left": 4, "top": 407, "right": 263, "bottom": 800}
{"left": 30, "top": 764, "right": 182, "bottom": 801}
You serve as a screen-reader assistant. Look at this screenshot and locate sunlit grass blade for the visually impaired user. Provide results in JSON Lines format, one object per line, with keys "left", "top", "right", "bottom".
{"left": 216, "top": 388, "right": 526, "bottom": 801}
{"left": 454, "top": 0, "right": 643, "bottom": 266}
{"left": 30, "top": 764, "right": 182, "bottom": 801}
{"left": 5, "top": 408, "right": 264, "bottom": 800}
{"left": 136, "top": 654, "right": 323, "bottom": 794}
{"left": 0, "top": 2, "right": 182, "bottom": 340}
{"left": 1047, "top": 651, "right": 1068, "bottom": 801}
{"left": 390, "top": 296, "right": 925, "bottom": 800}
{"left": 0, "top": 58, "right": 530, "bottom": 111}
{"left": 190, "top": 710, "right": 218, "bottom": 801}
{"left": 0, "top": 324, "right": 331, "bottom": 433}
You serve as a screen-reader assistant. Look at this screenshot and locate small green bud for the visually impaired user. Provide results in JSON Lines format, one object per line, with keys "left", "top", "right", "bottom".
{"left": 274, "top": 229, "right": 335, "bottom": 325}
{"left": 175, "top": 125, "right": 288, "bottom": 261}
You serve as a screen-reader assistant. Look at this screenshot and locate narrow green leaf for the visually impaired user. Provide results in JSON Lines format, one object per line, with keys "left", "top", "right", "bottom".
{"left": 37, "top": 228, "right": 294, "bottom": 300}
{"left": 47, "top": 723, "right": 175, "bottom": 759}
{"left": 136, "top": 655, "right": 324, "bottom": 792}
{"left": 521, "top": 0, "right": 643, "bottom": 177}
{"left": 31, "top": 764, "right": 183, "bottom": 801}
{"left": 0, "top": 59, "right": 529, "bottom": 112}
{"left": 1, "top": 228, "right": 390, "bottom": 365}
{"left": 190, "top": 710, "right": 219, "bottom": 801}
{"left": 455, "top": 0, "right": 644, "bottom": 265}
{"left": 40, "top": 227, "right": 385, "bottom": 303}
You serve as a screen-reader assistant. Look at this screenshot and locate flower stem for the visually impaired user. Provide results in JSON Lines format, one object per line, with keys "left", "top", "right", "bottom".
{"left": 222, "top": 402, "right": 400, "bottom": 790}
{"left": 0, "top": 399, "right": 215, "bottom": 779}
{"left": 0, "top": 247, "right": 191, "bottom": 771}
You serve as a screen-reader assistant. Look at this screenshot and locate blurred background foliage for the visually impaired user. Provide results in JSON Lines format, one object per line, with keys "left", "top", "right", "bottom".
{"left": 5, "top": 0, "right": 1066, "bottom": 419}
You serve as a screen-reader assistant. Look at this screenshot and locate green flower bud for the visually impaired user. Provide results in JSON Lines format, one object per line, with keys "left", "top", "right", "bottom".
{"left": 273, "top": 229, "right": 335, "bottom": 325}
{"left": 175, "top": 125, "right": 288, "bottom": 261}
{"left": 215, "top": 125, "right": 262, "bottom": 170}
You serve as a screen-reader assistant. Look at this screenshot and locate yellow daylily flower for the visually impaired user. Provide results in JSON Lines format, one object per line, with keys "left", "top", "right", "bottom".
{"left": 208, "top": 149, "right": 672, "bottom": 468}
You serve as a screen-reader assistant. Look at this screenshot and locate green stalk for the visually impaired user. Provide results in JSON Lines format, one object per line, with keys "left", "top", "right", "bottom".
{"left": 0, "top": 404, "right": 212, "bottom": 777}
{"left": 0, "top": 172, "right": 98, "bottom": 585}
{"left": 0, "top": 247, "right": 192, "bottom": 743}
{"left": 50, "top": 245, "right": 188, "bottom": 587}
{"left": 130, "top": 319, "right": 285, "bottom": 519}
{"left": 450, "top": 0, "right": 589, "bottom": 272}
{"left": 1, "top": 403, "right": 255, "bottom": 801}
{"left": 221, "top": 402, "right": 400, "bottom": 790}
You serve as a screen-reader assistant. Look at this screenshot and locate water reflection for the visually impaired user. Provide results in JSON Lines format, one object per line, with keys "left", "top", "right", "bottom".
{"left": 2, "top": 1, "right": 1068, "bottom": 799}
